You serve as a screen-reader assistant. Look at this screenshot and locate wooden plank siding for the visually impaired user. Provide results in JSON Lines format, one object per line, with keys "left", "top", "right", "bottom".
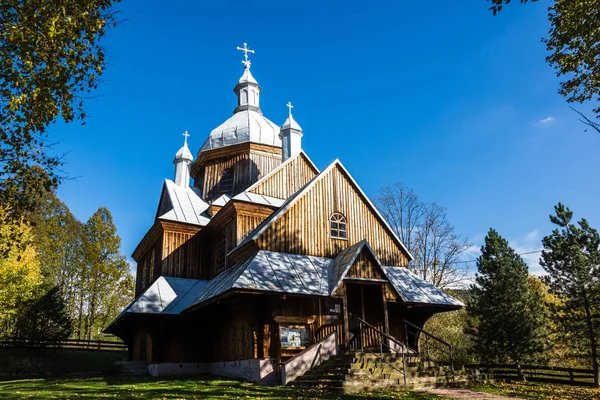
{"left": 192, "top": 143, "right": 282, "bottom": 203}
{"left": 255, "top": 164, "right": 409, "bottom": 267}
{"left": 249, "top": 153, "right": 318, "bottom": 199}
{"left": 346, "top": 248, "right": 386, "bottom": 280}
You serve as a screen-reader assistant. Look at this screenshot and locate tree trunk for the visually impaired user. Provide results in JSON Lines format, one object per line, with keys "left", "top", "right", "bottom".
{"left": 583, "top": 297, "right": 599, "bottom": 387}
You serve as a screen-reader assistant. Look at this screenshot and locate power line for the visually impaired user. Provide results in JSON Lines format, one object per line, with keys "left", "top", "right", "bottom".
{"left": 455, "top": 250, "right": 543, "bottom": 264}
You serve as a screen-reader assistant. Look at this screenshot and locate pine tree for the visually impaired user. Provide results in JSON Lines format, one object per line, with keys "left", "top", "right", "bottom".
{"left": 541, "top": 203, "right": 600, "bottom": 387}
{"left": 469, "top": 229, "right": 548, "bottom": 365}
{"left": 15, "top": 284, "right": 73, "bottom": 341}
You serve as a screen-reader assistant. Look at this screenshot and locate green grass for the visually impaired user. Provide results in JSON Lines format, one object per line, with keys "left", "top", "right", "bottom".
{"left": 0, "top": 375, "right": 448, "bottom": 400}
{"left": 0, "top": 349, "right": 126, "bottom": 377}
{"left": 471, "top": 381, "right": 600, "bottom": 400}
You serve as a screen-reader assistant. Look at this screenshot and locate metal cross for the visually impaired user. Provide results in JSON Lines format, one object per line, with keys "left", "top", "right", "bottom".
{"left": 236, "top": 42, "right": 255, "bottom": 68}
{"left": 286, "top": 101, "right": 293, "bottom": 115}
{"left": 183, "top": 130, "right": 190, "bottom": 144}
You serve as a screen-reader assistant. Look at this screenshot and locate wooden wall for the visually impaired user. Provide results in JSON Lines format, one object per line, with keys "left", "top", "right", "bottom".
{"left": 346, "top": 248, "right": 385, "bottom": 280}
{"left": 192, "top": 143, "right": 282, "bottom": 203}
{"left": 255, "top": 164, "right": 410, "bottom": 266}
{"left": 249, "top": 153, "right": 318, "bottom": 199}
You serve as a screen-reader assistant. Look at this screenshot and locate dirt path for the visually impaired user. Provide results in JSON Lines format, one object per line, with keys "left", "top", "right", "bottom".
{"left": 420, "top": 387, "right": 523, "bottom": 399}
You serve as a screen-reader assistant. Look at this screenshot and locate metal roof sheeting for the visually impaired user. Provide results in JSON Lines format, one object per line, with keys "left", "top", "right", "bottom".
{"left": 105, "top": 277, "right": 207, "bottom": 331}
{"left": 158, "top": 180, "right": 211, "bottom": 226}
{"left": 383, "top": 266, "right": 464, "bottom": 307}
{"left": 190, "top": 251, "right": 333, "bottom": 308}
{"left": 232, "top": 192, "right": 285, "bottom": 207}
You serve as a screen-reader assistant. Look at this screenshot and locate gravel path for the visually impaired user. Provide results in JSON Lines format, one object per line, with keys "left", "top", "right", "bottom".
{"left": 420, "top": 387, "right": 522, "bottom": 399}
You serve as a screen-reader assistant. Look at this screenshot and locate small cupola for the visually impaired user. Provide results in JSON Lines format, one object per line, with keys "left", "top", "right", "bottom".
{"left": 233, "top": 43, "right": 262, "bottom": 114}
{"left": 173, "top": 131, "right": 193, "bottom": 187}
{"left": 279, "top": 102, "right": 303, "bottom": 161}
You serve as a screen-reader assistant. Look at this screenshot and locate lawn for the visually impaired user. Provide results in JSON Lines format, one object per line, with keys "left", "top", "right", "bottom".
{"left": 471, "top": 381, "right": 600, "bottom": 400}
{"left": 0, "top": 375, "right": 447, "bottom": 400}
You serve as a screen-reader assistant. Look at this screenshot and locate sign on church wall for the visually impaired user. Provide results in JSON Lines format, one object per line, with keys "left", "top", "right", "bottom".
{"left": 279, "top": 324, "right": 310, "bottom": 349}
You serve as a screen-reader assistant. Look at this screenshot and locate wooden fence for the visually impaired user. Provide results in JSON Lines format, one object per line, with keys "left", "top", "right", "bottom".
{"left": 0, "top": 337, "right": 127, "bottom": 352}
{"left": 467, "top": 364, "right": 597, "bottom": 387}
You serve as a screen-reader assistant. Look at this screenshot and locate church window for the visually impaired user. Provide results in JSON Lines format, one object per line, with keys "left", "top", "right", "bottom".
{"left": 242, "top": 89, "right": 248, "bottom": 105}
{"left": 217, "top": 234, "right": 227, "bottom": 273}
{"left": 140, "top": 258, "right": 148, "bottom": 290}
{"left": 220, "top": 168, "right": 234, "bottom": 195}
{"left": 330, "top": 213, "right": 347, "bottom": 239}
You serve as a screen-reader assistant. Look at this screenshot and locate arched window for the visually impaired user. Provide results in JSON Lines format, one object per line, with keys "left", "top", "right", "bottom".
{"left": 220, "top": 168, "right": 234, "bottom": 195}
{"left": 330, "top": 213, "right": 347, "bottom": 239}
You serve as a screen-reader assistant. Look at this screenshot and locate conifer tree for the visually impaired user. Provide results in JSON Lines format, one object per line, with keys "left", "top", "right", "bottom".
{"left": 469, "top": 229, "right": 548, "bottom": 365}
{"left": 541, "top": 203, "right": 600, "bottom": 387}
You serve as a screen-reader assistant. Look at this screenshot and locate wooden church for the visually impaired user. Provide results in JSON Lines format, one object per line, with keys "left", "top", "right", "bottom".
{"left": 105, "top": 43, "right": 462, "bottom": 384}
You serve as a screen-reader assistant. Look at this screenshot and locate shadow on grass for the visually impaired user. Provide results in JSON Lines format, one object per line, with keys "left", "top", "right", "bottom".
{"left": 0, "top": 374, "right": 445, "bottom": 400}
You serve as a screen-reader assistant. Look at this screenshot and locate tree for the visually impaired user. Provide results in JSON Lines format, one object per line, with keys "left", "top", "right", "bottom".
{"left": 489, "top": 0, "right": 600, "bottom": 132}
{"left": 541, "top": 203, "right": 600, "bottom": 387}
{"left": 0, "top": 208, "right": 41, "bottom": 335}
{"left": 14, "top": 284, "right": 73, "bottom": 341}
{"left": 80, "top": 207, "right": 132, "bottom": 340}
{"left": 377, "top": 182, "right": 470, "bottom": 288}
{"left": 28, "top": 192, "right": 84, "bottom": 321}
{"left": 0, "top": 0, "right": 121, "bottom": 217}
{"left": 469, "top": 229, "right": 548, "bottom": 365}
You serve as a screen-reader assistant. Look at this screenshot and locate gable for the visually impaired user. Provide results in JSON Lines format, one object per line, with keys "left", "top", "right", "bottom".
{"left": 251, "top": 161, "right": 411, "bottom": 266}
{"left": 247, "top": 151, "right": 319, "bottom": 199}
{"left": 346, "top": 247, "right": 386, "bottom": 280}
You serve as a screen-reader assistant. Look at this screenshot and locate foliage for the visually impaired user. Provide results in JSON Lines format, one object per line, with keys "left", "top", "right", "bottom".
{"left": 27, "top": 192, "right": 83, "bottom": 320}
{"left": 0, "top": 208, "right": 41, "bottom": 334}
{"left": 0, "top": 0, "right": 120, "bottom": 217}
{"left": 0, "top": 375, "right": 450, "bottom": 399}
{"left": 13, "top": 284, "right": 73, "bottom": 341}
{"left": 79, "top": 207, "right": 133, "bottom": 340}
{"left": 488, "top": 0, "right": 600, "bottom": 128}
{"left": 472, "top": 381, "right": 600, "bottom": 400}
{"left": 468, "top": 228, "right": 549, "bottom": 364}
{"left": 541, "top": 203, "right": 600, "bottom": 386}
{"left": 376, "top": 183, "right": 471, "bottom": 288}
{"left": 422, "top": 290, "right": 477, "bottom": 366}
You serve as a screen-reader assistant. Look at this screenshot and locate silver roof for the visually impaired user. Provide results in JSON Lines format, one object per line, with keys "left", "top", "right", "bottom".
{"left": 199, "top": 110, "right": 281, "bottom": 152}
{"left": 232, "top": 191, "right": 285, "bottom": 207}
{"left": 211, "top": 194, "right": 231, "bottom": 207}
{"left": 105, "top": 277, "right": 207, "bottom": 331}
{"left": 190, "top": 250, "right": 333, "bottom": 308}
{"left": 158, "top": 180, "right": 211, "bottom": 226}
{"left": 383, "top": 266, "right": 464, "bottom": 307}
{"left": 108, "top": 247, "right": 462, "bottom": 330}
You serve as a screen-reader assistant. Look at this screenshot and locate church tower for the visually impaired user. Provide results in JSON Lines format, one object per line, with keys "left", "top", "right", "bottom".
{"left": 173, "top": 131, "right": 193, "bottom": 187}
{"left": 190, "top": 43, "right": 284, "bottom": 203}
{"left": 279, "top": 102, "right": 303, "bottom": 161}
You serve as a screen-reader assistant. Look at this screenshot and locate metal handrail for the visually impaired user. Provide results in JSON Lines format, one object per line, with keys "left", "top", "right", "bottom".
{"left": 357, "top": 318, "right": 407, "bottom": 385}
{"left": 403, "top": 319, "right": 454, "bottom": 380}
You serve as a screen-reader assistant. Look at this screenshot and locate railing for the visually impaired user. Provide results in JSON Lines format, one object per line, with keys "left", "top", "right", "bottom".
{"left": 467, "top": 364, "right": 597, "bottom": 387}
{"left": 404, "top": 319, "right": 454, "bottom": 379}
{"left": 315, "top": 322, "right": 343, "bottom": 347}
{"left": 355, "top": 318, "right": 408, "bottom": 385}
{"left": 281, "top": 332, "right": 338, "bottom": 385}
{"left": 0, "top": 337, "right": 127, "bottom": 352}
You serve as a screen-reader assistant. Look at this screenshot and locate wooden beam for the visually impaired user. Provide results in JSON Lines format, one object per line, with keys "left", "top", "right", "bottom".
{"left": 382, "top": 284, "right": 390, "bottom": 335}
{"left": 342, "top": 283, "right": 349, "bottom": 350}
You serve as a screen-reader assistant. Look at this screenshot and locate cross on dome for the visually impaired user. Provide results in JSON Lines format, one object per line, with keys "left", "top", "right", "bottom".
{"left": 286, "top": 101, "right": 293, "bottom": 115}
{"left": 236, "top": 42, "right": 255, "bottom": 69}
{"left": 183, "top": 130, "right": 190, "bottom": 144}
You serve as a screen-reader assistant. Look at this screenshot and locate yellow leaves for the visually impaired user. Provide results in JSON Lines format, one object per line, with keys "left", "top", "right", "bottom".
{"left": 0, "top": 208, "right": 42, "bottom": 324}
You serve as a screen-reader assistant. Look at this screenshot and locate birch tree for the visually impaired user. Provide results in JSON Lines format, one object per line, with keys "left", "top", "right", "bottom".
{"left": 377, "top": 182, "right": 470, "bottom": 288}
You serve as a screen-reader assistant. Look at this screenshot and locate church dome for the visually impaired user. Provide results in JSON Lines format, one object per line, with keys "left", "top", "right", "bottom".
{"left": 199, "top": 43, "right": 282, "bottom": 153}
{"left": 200, "top": 110, "right": 281, "bottom": 151}
{"left": 175, "top": 140, "right": 193, "bottom": 161}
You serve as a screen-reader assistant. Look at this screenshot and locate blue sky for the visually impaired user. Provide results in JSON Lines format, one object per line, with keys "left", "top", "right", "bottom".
{"left": 51, "top": 1, "right": 600, "bottom": 276}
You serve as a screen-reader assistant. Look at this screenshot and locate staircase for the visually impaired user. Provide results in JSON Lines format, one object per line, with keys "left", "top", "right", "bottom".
{"left": 289, "top": 352, "right": 488, "bottom": 393}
